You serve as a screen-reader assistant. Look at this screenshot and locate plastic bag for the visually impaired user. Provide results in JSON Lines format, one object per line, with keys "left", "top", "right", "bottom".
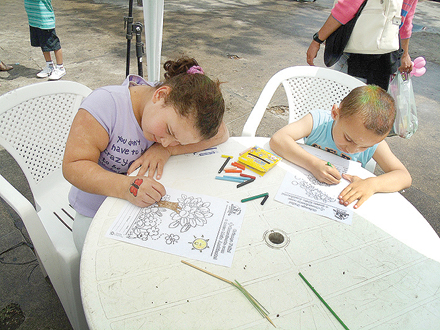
{"left": 387, "top": 72, "right": 418, "bottom": 139}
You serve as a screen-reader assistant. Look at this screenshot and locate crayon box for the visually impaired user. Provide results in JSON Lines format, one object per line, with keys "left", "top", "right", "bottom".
{"left": 238, "top": 146, "right": 281, "bottom": 176}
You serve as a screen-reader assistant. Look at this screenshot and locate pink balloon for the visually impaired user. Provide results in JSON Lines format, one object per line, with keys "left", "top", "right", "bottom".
{"left": 410, "top": 57, "right": 426, "bottom": 76}
{"left": 412, "top": 67, "right": 426, "bottom": 77}
{"left": 413, "top": 57, "right": 426, "bottom": 68}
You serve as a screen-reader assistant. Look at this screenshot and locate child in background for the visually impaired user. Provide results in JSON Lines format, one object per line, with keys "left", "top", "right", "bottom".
{"left": 24, "top": 0, "right": 66, "bottom": 80}
{"left": 63, "top": 57, "right": 228, "bottom": 252}
{"left": 270, "top": 85, "right": 411, "bottom": 209}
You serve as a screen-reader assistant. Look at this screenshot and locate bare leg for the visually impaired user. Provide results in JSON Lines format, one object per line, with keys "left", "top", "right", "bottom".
{"left": 48, "top": 48, "right": 66, "bottom": 80}
{"left": 43, "top": 51, "right": 52, "bottom": 62}
{"left": 54, "top": 48, "right": 63, "bottom": 65}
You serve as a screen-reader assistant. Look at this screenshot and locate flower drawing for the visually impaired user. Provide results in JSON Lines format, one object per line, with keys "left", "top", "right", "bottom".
{"left": 168, "top": 194, "right": 213, "bottom": 233}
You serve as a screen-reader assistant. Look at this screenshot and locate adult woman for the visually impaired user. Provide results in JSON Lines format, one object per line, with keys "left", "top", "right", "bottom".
{"left": 306, "top": 0, "right": 418, "bottom": 90}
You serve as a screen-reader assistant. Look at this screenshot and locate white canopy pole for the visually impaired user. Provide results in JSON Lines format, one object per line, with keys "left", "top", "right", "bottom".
{"left": 142, "top": 0, "right": 164, "bottom": 82}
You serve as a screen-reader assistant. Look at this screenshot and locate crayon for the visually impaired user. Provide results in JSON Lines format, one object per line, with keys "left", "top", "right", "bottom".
{"left": 218, "top": 157, "right": 232, "bottom": 173}
{"left": 240, "top": 173, "right": 256, "bottom": 180}
{"left": 215, "top": 176, "right": 244, "bottom": 183}
{"left": 237, "top": 178, "right": 255, "bottom": 188}
{"left": 231, "top": 162, "right": 245, "bottom": 170}
{"left": 223, "top": 175, "right": 249, "bottom": 181}
{"left": 239, "top": 146, "right": 253, "bottom": 155}
{"left": 225, "top": 169, "right": 242, "bottom": 173}
{"left": 241, "top": 193, "right": 269, "bottom": 203}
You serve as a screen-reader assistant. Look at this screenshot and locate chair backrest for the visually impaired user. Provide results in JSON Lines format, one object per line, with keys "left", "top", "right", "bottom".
{"left": 0, "top": 81, "right": 92, "bottom": 330}
{"left": 241, "top": 66, "right": 366, "bottom": 137}
{"left": 241, "top": 66, "right": 377, "bottom": 173}
{"left": 0, "top": 81, "right": 92, "bottom": 192}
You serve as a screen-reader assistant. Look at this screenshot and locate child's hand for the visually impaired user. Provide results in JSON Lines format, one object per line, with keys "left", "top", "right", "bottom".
{"left": 126, "top": 176, "right": 166, "bottom": 208}
{"left": 338, "top": 174, "right": 375, "bottom": 209}
{"left": 311, "top": 160, "right": 342, "bottom": 185}
{"left": 127, "top": 143, "right": 172, "bottom": 180}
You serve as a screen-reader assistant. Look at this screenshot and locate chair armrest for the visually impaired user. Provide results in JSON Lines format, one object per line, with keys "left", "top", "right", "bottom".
{"left": 241, "top": 101, "right": 266, "bottom": 137}
{"left": 0, "top": 174, "right": 36, "bottom": 220}
{"left": 241, "top": 76, "right": 282, "bottom": 137}
{"left": 0, "top": 174, "right": 52, "bottom": 264}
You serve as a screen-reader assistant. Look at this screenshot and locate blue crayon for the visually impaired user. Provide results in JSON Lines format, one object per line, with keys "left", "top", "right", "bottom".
{"left": 215, "top": 176, "right": 245, "bottom": 183}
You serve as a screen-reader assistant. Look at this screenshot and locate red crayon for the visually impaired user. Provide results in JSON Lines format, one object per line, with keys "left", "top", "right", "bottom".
{"left": 240, "top": 173, "right": 256, "bottom": 180}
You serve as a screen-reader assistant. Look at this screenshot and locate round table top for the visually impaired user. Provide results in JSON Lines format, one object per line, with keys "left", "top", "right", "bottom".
{"left": 81, "top": 137, "right": 440, "bottom": 329}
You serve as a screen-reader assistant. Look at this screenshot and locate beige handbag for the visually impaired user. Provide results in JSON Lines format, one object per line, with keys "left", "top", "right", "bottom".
{"left": 343, "top": 0, "right": 403, "bottom": 54}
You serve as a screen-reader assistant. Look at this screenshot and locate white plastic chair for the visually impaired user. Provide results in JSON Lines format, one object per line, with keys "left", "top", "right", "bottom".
{"left": 0, "top": 81, "right": 92, "bottom": 330}
{"left": 242, "top": 66, "right": 376, "bottom": 172}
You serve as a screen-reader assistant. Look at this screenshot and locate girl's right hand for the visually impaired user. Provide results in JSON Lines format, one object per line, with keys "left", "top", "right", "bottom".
{"left": 126, "top": 176, "right": 166, "bottom": 208}
{"left": 311, "top": 160, "right": 341, "bottom": 185}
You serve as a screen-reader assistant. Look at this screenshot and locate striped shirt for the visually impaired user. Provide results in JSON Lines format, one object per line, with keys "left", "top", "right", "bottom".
{"left": 24, "top": 0, "right": 55, "bottom": 30}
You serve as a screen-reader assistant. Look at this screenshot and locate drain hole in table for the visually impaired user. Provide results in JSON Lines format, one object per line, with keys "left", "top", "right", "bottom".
{"left": 268, "top": 232, "right": 284, "bottom": 244}
{"left": 263, "top": 229, "right": 289, "bottom": 249}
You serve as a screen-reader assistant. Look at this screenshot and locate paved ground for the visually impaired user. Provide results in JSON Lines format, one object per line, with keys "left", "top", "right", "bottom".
{"left": 1, "top": 0, "right": 439, "bottom": 328}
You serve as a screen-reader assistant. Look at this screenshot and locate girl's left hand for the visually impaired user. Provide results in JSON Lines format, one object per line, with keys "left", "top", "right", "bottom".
{"left": 338, "top": 174, "right": 375, "bottom": 209}
{"left": 127, "top": 143, "right": 171, "bottom": 179}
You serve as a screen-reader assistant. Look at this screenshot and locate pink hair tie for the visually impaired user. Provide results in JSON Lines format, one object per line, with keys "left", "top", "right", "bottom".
{"left": 187, "top": 65, "right": 204, "bottom": 75}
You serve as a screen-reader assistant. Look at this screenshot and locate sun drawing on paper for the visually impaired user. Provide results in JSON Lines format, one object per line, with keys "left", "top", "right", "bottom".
{"left": 126, "top": 194, "right": 214, "bottom": 244}
{"left": 189, "top": 235, "right": 210, "bottom": 252}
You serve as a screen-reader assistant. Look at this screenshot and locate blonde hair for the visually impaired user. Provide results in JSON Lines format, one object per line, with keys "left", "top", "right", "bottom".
{"left": 339, "top": 85, "right": 396, "bottom": 136}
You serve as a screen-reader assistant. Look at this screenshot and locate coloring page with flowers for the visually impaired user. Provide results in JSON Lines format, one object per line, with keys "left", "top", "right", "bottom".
{"left": 106, "top": 187, "right": 246, "bottom": 267}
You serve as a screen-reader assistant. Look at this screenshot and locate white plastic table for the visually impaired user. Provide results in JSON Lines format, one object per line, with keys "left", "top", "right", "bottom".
{"left": 81, "top": 137, "right": 440, "bottom": 330}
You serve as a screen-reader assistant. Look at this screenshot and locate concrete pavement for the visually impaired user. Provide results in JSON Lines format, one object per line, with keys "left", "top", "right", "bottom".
{"left": 1, "top": 0, "right": 439, "bottom": 328}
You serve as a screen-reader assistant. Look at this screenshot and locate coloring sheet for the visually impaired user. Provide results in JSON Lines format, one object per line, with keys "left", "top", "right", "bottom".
{"left": 106, "top": 187, "right": 245, "bottom": 267}
{"left": 275, "top": 145, "right": 362, "bottom": 225}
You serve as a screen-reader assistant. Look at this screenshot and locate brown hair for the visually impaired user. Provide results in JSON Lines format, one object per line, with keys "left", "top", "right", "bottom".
{"left": 161, "top": 57, "right": 225, "bottom": 140}
{"left": 339, "top": 85, "right": 396, "bottom": 136}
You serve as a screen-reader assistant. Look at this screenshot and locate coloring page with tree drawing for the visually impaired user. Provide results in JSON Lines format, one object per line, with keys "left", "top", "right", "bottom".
{"left": 106, "top": 187, "right": 246, "bottom": 267}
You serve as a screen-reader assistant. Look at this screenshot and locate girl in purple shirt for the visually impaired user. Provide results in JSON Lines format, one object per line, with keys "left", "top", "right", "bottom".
{"left": 63, "top": 57, "right": 229, "bottom": 252}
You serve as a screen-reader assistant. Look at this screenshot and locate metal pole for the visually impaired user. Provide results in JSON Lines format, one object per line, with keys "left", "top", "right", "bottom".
{"left": 134, "top": 23, "right": 144, "bottom": 77}
{"left": 124, "top": 0, "right": 134, "bottom": 77}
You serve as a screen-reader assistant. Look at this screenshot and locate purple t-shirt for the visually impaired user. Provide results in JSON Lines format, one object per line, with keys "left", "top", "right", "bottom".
{"left": 68, "top": 75, "right": 156, "bottom": 217}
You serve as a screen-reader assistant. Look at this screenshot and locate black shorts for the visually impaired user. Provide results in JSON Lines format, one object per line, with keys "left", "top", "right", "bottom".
{"left": 29, "top": 26, "right": 61, "bottom": 52}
